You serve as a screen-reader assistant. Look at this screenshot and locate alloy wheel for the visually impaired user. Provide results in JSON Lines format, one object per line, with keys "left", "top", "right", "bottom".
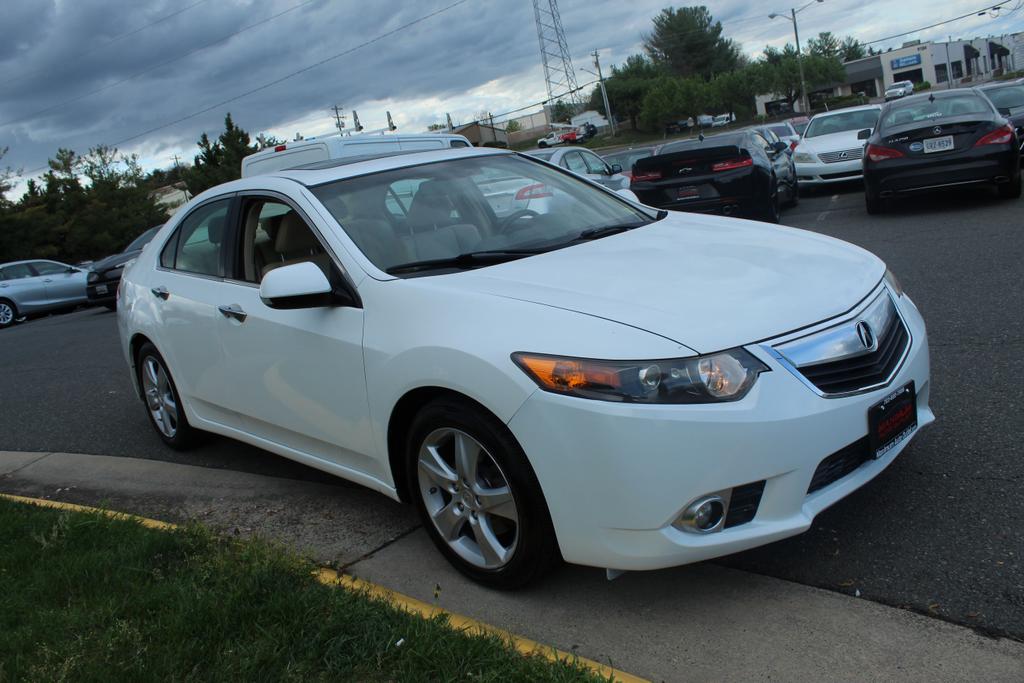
{"left": 0, "top": 302, "right": 13, "bottom": 326}
{"left": 417, "top": 428, "right": 519, "bottom": 569}
{"left": 141, "top": 356, "right": 178, "bottom": 438}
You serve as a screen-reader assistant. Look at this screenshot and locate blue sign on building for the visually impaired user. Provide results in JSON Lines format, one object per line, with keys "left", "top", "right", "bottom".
{"left": 891, "top": 54, "right": 922, "bottom": 70}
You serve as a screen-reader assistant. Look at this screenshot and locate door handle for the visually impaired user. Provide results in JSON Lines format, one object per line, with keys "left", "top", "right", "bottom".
{"left": 44, "top": 278, "right": 53, "bottom": 283}
{"left": 151, "top": 286, "right": 169, "bottom": 300}
{"left": 217, "top": 304, "right": 247, "bottom": 322}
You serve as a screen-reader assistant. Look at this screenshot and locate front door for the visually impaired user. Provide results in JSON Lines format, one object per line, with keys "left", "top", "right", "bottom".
{"left": 31, "top": 261, "right": 85, "bottom": 305}
{"left": 215, "top": 195, "right": 376, "bottom": 479}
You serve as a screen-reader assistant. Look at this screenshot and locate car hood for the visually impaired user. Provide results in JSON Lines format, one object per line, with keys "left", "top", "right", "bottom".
{"left": 798, "top": 130, "right": 866, "bottom": 152}
{"left": 448, "top": 213, "right": 884, "bottom": 353}
{"left": 91, "top": 249, "right": 140, "bottom": 272}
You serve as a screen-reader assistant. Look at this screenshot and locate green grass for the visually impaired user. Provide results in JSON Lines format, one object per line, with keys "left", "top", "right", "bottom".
{"left": 0, "top": 498, "right": 608, "bottom": 682}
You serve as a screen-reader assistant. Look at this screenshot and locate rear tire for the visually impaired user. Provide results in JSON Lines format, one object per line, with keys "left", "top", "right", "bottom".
{"left": 405, "top": 396, "right": 560, "bottom": 589}
{"left": 0, "top": 299, "right": 17, "bottom": 329}
{"left": 760, "top": 180, "right": 781, "bottom": 223}
{"left": 865, "top": 188, "right": 883, "bottom": 215}
{"left": 136, "top": 342, "right": 200, "bottom": 450}
{"left": 998, "top": 173, "right": 1022, "bottom": 199}
{"left": 538, "top": 141, "right": 548, "bottom": 148}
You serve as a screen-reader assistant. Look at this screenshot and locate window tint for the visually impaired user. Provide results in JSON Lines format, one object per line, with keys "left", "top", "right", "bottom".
{"left": 31, "top": 261, "right": 69, "bottom": 275}
{"left": 0, "top": 263, "right": 34, "bottom": 280}
{"left": 804, "top": 109, "right": 880, "bottom": 138}
{"left": 984, "top": 85, "right": 1024, "bottom": 110}
{"left": 768, "top": 125, "right": 791, "bottom": 138}
{"left": 562, "top": 151, "right": 587, "bottom": 174}
{"left": 880, "top": 95, "right": 990, "bottom": 129}
{"left": 239, "top": 198, "right": 330, "bottom": 283}
{"left": 581, "top": 152, "right": 608, "bottom": 175}
{"left": 164, "top": 200, "right": 230, "bottom": 276}
{"left": 450, "top": 139, "right": 470, "bottom": 148}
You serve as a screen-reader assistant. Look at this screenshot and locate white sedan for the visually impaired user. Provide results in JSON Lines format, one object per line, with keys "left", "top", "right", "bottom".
{"left": 793, "top": 104, "right": 882, "bottom": 186}
{"left": 118, "top": 147, "right": 933, "bottom": 587}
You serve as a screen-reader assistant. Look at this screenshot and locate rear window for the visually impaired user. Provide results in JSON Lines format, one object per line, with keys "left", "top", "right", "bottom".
{"left": 768, "top": 125, "right": 792, "bottom": 137}
{"left": 983, "top": 85, "right": 1024, "bottom": 111}
{"left": 804, "top": 109, "right": 880, "bottom": 138}
{"left": 660, "top": 136, "right": 742, "bottom": 154}
{"left": 880, "top": 95, "right": 991, "bottom": 129}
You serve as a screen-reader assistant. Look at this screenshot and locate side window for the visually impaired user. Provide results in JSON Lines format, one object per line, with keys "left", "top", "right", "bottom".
{"left": 239, "top": 198, "right": 330, "bottom": 283}
{"left": 562, "top": 152, "right": 587, "bottom": 174}
{"left": 581, "top": 152, "right": 608, "bottom": 175}
{"left": 0, "top": 264, "right": 34, "bottom": 280}
{"left": 751, "top": 133, "right": 770, "bottom": 152}
{"left": 450, "top": 139, "right": 470, "bottom": 148}
{"left": 163, "top": 200, "right": 230, "bottom": 277}
{"left": 31, "top": 261, "right": 68, "bottom": 275}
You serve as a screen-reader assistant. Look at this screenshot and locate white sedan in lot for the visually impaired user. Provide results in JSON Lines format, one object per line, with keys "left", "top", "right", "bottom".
{"left": 793, "top": 104, "right": 882, "bottom": 186}
{"left": 118, "top": 147, "right": 932, "bottom": 587}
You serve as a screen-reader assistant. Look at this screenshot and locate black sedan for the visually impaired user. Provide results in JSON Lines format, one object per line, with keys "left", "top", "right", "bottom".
{"left": 976, "top": 79, "right": 1024, "bottom": 159}
{"left": 86, "top": 225, "right": 161, "bottom": 309}
{"left": 862, "top": 89, "right": 1021, "bottom": 214}
{"left": 629, "top": 130, "right": 797, "bottom": 222}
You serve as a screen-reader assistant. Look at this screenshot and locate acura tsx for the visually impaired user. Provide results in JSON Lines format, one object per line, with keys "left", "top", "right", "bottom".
{"left": 118, "top": 147, "right": 933, "bottom": 587}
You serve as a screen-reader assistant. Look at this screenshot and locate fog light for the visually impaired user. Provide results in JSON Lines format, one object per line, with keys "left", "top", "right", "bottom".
{"left": 675, "top": 495, "right": 726, "bottom": 533}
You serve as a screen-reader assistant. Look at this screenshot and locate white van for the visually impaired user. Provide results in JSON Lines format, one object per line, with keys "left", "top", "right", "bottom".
{"left": 240, "top": 132, "right": 473, "bottom": 177}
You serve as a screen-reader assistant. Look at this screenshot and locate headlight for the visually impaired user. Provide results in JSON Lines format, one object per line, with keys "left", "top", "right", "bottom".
{"left": 884, "top": 267, "right": 904, "bottom": 297}
{"left": 87, "top": 271, "right": 99, "bottom": 282}
{"left": 512, "top": 349, "right": 768, "bottom": 404}
{"left": 793, "top": 152, "right": 815, "bottom": 163}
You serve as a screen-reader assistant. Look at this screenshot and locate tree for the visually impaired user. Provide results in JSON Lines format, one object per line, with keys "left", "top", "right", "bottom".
{"left": 0, "top": 147, "right": 20, "bottom": 208}
{"left": 807, "top": 32, "right": 841, "bottom": 59}
{"left": 643, "top": 6, "right": 741, "bottom": 80}
{"left": 184, "top": 113, "right": 257, "bottom": 195}
{"left": 504, "top": 119, "right": 522, "bottom": 133}
{"left": 710, "top": 64, "right": 769, "bottom": 118}
{"left": 550, "top": 100, "right": 574, "bottom": 123}
{"left": 841, "top": 36, "right": 866, "bottom": 61}
{"left": 426, "top": 122, "right": 448, "bottom": 131}
{"left": 588, "top": 54, "right": 664, "bottom": 130}
{"left": 640, "top": 76, "right": 710, "bottom": 131}
{"left": 761, "top": 44, "right": 845, "bottom": 109}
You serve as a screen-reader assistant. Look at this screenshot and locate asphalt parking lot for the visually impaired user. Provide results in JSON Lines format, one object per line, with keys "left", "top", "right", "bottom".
{"left": 1, "top": 182, "right": 1021, "bottom": 640}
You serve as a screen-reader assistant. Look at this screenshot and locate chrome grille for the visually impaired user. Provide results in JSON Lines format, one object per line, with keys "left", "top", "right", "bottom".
{"left": 818, "top": 147, "right": 864, "bottom": 164}
{"left": 772, "top": 292, "right": 911, "bottom": 396}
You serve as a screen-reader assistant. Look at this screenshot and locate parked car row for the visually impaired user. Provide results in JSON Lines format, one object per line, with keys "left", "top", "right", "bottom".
{"left": 0, "top": 225, "right": 161, "bottom": 329}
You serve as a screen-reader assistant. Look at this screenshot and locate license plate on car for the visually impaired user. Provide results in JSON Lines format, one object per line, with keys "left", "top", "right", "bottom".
{"left": 676, "top": 186, "right": 700, "bottom": 200}
{"left": 923, "top": 135, "right": 954, "bottom": 154}
{"left": 95, "top": 284, "right": 109, "bottom": 295}
{"left": 868, "top": 382, "right": 917, "bottom": 459}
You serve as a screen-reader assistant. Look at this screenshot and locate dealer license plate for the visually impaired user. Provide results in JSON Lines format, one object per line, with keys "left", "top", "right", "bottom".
{"left": 676, "top": 186, "right": 700, "bottom": 200}
{"left": 95, "top": 284, "right": 109, "bottom": 295}
{"left": 868, "top": 382, "right": 917, "bottom": 459}
{"left": 923, "top": 135, "right": 954, "bottom": 154}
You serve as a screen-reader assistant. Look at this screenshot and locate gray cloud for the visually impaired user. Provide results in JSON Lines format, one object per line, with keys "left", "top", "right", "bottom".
{"left": 2, "top": 0, "right": 1022, "bottom": 185}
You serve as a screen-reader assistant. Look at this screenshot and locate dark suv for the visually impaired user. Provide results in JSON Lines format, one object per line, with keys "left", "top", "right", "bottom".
{"left": 87, "top": 225, "right": 161, "bottom": 309}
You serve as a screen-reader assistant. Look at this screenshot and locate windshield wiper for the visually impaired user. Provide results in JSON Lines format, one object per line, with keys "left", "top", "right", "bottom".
{"left": 576, "top": 222, "right": 650, "bottom": 240}
{"left": 385, "top": 249, "right": 545, "bottom": 275}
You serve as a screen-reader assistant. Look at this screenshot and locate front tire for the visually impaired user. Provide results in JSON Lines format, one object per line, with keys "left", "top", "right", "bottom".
{"left": 0, "top": 299, "right": 17, "bottom": 329}
{"left": 406, "top": 397, "right": 560, "bottom": 588}
{"left": 136, "top": 342, "right": 199, "bottom": 450}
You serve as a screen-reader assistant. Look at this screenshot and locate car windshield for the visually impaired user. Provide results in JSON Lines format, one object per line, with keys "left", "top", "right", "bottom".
{"left": 880, "top": 94, "right": 991, "bottom": 129}
{"left": 983, "top": 85, "right": 1024, "bottom": 111}
{"left": 790, "top": 120, "right": 808, "bottom": 134}
{"left": 768, "top": 125, "right": 792, "bottom": 137}
{"left": 310, "top": 154, "right": 655, "bottom": 274}
{"left": 525, "top": 150, "right": 555, "bottom": 160}
{"left": 123, "top": 226, "right": 160, "bottom": 252}
{"left": 804, "top": 109, "right": 880, "bottom": 138}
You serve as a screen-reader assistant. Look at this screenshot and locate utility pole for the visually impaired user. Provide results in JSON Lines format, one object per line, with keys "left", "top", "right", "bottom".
{"left": 330, "top": 105, "right": 346, "bottom": 134}
{"left": 769, "top": 1, "right": 823, "bottom": 115}
{"left": 446, "top": 112, "right": 454, "bottom": 132}
{"left": 591, "top": 49, "right": 615, "bottom": 136}
{"left": 352, "top": 110, "right": 364, "bottom": 132}
{"left": 947, "top": 35, "right": 955, "bottom": 89}
{"left": 171, "top": 154, "right": 181, "bottom": 169}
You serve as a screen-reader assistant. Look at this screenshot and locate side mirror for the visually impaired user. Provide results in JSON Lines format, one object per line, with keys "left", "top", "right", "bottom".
{"left": 260, "top": 261, "right": 345, "bottom": 310}
{"left": 615, "top": 188, "right": 640, "bottom": 202}
{"left": 609, "top": 163, "right": 623, "bottom": 174}
{"left": 65, "top": 266, "right": 77, "bottom": 273}
{"left": 998, "top": 106, "right": 1012, "bottom": 116}
{"left": 857, "top": 128, "right": 872, "bottom": 140}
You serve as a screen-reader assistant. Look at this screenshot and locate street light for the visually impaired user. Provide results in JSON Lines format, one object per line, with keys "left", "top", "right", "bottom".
{"left": 769, "top": 0, "right": 824, "bottom": 115}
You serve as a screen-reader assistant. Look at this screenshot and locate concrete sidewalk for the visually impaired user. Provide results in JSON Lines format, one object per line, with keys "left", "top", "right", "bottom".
{"left": 3, "top": 450, "right": 1022, "bottom": 682}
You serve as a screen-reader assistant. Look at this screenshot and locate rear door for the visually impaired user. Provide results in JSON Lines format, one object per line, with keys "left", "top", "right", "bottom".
{"left": 579, "top": 150, "right": 624, "bottom": 189}
{"left": 0, "top": 263, "right": 47, "bottom": 313}
{"left": 150, "top": 197, "right": 235, "bottom": 418}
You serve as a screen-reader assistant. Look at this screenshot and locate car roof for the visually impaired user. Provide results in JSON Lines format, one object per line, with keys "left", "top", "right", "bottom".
{"left": 976, "top": 79, "right": 1024, "bottom": 90}
{"left": 811, "top": 103, "right": 882, "bottom": 117}
{"left": 888, "top": 89, "right": 988, "bottom": 105}
{"left": 661, "top": 132, "right": 745, "bottom": 150}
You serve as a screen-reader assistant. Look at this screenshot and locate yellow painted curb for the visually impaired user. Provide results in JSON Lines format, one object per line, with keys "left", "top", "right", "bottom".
{"left": 0, "top": 492, "right": 648, "bottom": 683}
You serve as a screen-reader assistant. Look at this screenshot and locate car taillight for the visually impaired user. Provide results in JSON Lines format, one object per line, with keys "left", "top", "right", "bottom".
{"left": 631, "top": 170, "right": 663, "bottom": 182}
{"left": 274, "top": 144, "right": 287, "bottom": 152}
{"left": 711, "top": 157, "right": 753, "bottom": 172}
{"left": 514, "top": 183, "right": 552, "bottom": 200}
{"left": 974, "top": 124, "right": 1015, "bottom": 147}
{"left": 865, "top": 144, "right": 904, "bottom": 162}
{"left": 790, "top": 140, "right": 798, "bottom": 151}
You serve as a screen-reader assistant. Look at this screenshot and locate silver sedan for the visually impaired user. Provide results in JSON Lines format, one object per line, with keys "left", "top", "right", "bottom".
{"left": 0, "top": 260, "right": 89, "bottom": 329}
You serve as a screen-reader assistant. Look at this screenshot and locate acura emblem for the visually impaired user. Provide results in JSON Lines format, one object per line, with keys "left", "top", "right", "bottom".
{"left": 933, "top": 126, "right": 942, "bottom": 135}
{"left": 856, "top": 321, "right": 875, "bottom": 350}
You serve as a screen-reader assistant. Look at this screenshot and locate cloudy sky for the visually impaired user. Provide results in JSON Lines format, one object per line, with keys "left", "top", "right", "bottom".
{"left": 2, "top": 0, "right": 1023, "bottom": 194}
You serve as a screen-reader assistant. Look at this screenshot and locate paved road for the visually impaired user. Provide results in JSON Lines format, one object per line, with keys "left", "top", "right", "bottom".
{"left": 1, "top": 183, "right": 1021, "bottom": 639}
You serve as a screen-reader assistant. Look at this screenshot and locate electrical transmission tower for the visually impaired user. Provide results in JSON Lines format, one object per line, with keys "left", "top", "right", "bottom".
{"left": 532, "top": 0, "right": 579, "bottom": 104}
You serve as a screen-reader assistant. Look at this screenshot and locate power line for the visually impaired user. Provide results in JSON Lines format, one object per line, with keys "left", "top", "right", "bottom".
{"left": 862, "top": 2, "right": 1011, "bottom": 45}
{"left": 16, "top": 0, "right": 474, "bottom": 178}
{"left": 0, "top": 0, "right": 210, "bottom": 87}
{"left": 0, "top": 0, "right": 323, "bottom": 129}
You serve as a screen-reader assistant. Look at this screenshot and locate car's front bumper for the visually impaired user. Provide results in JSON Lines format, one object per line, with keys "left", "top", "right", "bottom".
{"left": 796, "top": 158, "right": 864, "bottom": 185}
{"left": 86, "top": 278, "right": 118, "bottom": 304}
{"left": 507, "top": 290, "right": 932, "bottom": 571}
